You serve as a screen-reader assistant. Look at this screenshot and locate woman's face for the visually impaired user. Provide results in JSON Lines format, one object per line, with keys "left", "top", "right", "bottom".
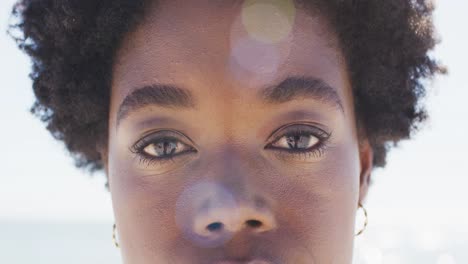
{"left": 105, "top": 1, "right": 372, "bottom": 263}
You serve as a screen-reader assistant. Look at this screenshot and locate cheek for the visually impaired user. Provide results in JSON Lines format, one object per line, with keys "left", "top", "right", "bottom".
{"left": 108, "top": 151, "right": 186, "bottom": 260}
{"left": 264, "top": 142, "right": 360, "bottom": 260}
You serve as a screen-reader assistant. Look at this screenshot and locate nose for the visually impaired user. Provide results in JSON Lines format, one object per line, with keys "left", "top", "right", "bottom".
{"left": 192, "top": 184, "right": 277, "bottom": 238}
{"left": 175, "top": 147, "right": 278, "bottom": 245}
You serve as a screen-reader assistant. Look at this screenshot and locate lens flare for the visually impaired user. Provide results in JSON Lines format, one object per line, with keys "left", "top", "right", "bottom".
{"left": 227, "top": 0, "right": 295, "bottom": 88}
{"left": 241, "top": 0, "right": 296, "bottom": 44}
{"left": 228, "top": 36, "right": 281, "bottom": 78}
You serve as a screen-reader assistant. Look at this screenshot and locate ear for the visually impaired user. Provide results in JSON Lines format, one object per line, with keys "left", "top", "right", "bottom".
{"left": 358, "top": 139, "right": 373, "bottom": 205}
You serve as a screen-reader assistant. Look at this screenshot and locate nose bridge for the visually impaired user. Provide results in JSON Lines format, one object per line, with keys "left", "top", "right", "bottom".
{"left": 213, "top": 144, "right": 252, "bottom": 200}
{"left": 208, "top": 143, "right": 272, "bottom": 209}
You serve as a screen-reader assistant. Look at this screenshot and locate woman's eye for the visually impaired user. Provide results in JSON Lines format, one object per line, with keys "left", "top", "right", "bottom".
{"left": 130, "top": 130, "right": 197, "bottom": 167}
{"left": 142, "top": 139, "right": 192, "bottom": 158}
{"left": 265, "top": 124, "right": 331, "bottom": 161}
{"left": 270, "top": 133, "right": 320, "bottom": 150}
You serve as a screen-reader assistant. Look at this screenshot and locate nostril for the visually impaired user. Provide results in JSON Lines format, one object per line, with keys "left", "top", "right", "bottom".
{"left": 206, "top": 222, "right": 223, "bottom": 232}
{"left": 246, "top": 219, "right": 262, "bottom": 228}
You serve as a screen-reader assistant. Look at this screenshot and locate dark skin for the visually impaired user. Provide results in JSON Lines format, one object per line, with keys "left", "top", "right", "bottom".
{"left": 101, "top": 1, "right": 373, "bottom": 263}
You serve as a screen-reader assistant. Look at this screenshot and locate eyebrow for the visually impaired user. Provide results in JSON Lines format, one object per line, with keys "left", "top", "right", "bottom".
{"left": 259, "top": 76, "right": 344, "bottom": 113}
{"left": 116, "top": 76, "right": 344, "bottom": 126}
{"left": 116, "top": 84, "right": 196, "bottom": 126}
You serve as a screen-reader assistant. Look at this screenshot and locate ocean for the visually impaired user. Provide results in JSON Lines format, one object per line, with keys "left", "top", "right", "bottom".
{"left": 0, "top": 221, "right": 121, "bottom": 264}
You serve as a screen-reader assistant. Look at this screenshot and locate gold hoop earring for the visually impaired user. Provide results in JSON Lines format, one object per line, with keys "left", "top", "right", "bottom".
{"left": 112, "top": 223, "right": 120, "bottom": 248}
{"left": 355, "top": 203, "right": 368, "bottom": 236}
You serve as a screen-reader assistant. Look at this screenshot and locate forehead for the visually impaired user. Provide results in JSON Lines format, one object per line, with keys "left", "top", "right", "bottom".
{"left": 111, "top": 0, "right": 348, "bottom": 108}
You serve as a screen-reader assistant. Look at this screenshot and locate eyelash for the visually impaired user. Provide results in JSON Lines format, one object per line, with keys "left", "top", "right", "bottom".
{"left": 129, "top": 131, "right": 197, "bottom": 167}
{"left": 265, "top": 124, "right": 331, "bottom": 161}
{"left": 130, "top": 125, "right": 331, "bottom": 167}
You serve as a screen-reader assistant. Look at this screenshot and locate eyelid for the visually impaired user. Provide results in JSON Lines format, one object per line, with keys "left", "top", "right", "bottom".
{"left": 131, "top": 130, "right": 194, "bottom": 150}
{"left": 265, "top": 122, "right": 331, "bottom": 147}
{"left": 129, "top": 130, "right": 198, "bottom": 158}
{"left": 129, "top": 130, "right": 198, "bottom": 170}
{"left": 264, "top": 124, "right": 331, "bottom": 163}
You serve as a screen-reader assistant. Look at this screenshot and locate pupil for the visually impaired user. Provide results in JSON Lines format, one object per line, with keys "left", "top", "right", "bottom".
{"left": 155, "top": 141, "right": 177, "bottom": 156}
{"left": 297, "top": 135, "right": 310, "bottom": 149}
{"left": 286, "top": 135, "right": 310, "bottom": 149}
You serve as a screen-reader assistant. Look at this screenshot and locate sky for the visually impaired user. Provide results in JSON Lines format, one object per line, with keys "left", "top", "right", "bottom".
{"left": 0, "top": 0, "right": 467, "bottom": 231}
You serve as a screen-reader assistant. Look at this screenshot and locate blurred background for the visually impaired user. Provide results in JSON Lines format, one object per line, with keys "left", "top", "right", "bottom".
{"left": 1, "top": 1, "right": 467, "bottom": 263}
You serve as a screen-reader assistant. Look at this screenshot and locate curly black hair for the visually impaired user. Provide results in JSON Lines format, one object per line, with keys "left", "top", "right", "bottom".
{"left": 8, "top": 0, "right": 445, "bottom": 174}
